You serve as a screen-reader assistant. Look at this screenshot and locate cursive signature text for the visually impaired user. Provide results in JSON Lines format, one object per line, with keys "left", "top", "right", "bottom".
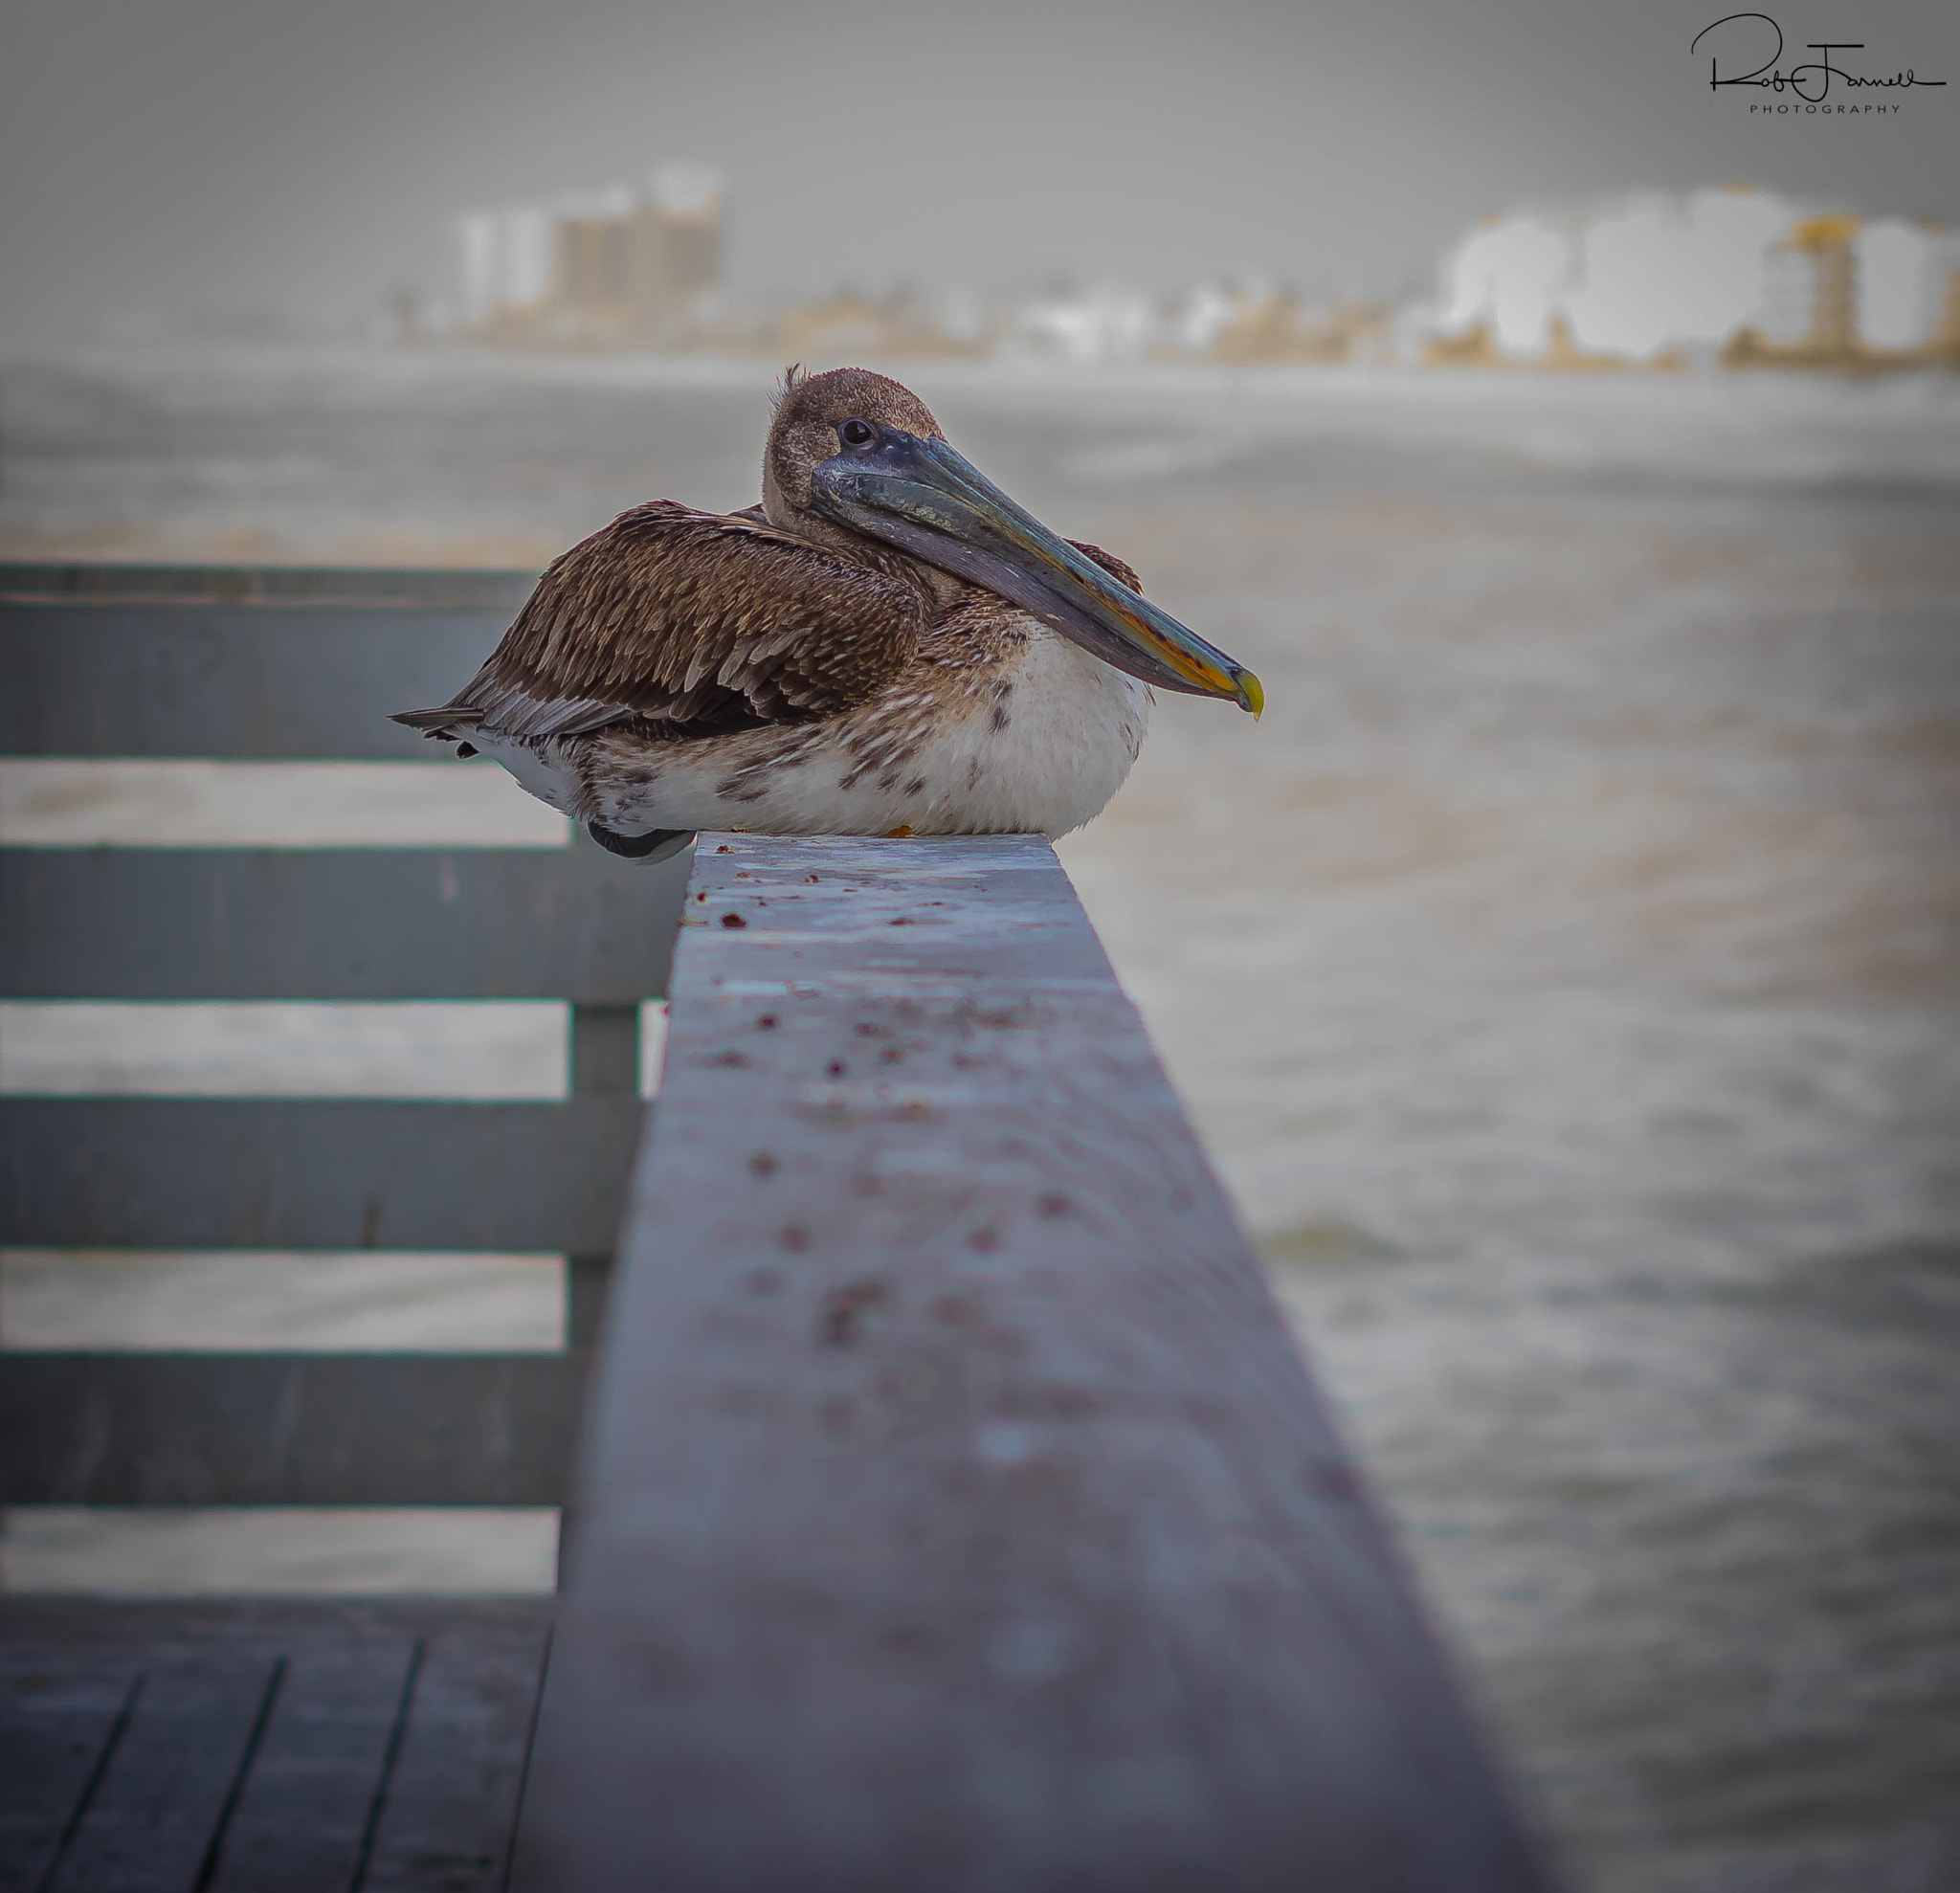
{"left": 1691, "top": 13, "right": 1945, "bottom": 100}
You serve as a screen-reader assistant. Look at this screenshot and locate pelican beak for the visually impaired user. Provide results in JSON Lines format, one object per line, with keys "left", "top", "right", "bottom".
{"left": 810, "top": 426, "right": 1263, "bottom": 715}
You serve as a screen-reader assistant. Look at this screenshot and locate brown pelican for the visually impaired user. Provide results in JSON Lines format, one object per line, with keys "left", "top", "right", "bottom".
{"left": 393, "top": 367, "right": 1260, "bottom": 858}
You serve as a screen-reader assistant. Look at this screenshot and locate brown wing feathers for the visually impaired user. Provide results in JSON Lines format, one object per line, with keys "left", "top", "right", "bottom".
{"left": 1070, "top": 542, "right": 1142, "bottom": 594}
{"left": 393, "top": 502, "right": 924, "bottom": 743}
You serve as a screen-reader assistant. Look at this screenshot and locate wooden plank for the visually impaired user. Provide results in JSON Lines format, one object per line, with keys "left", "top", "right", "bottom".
{"left": 513, "top": 833, "right": 1550, "bottom": 1892}
{"left": 0, "top": 847, "right": 688, "bottom": 1001}
{"left": 44, "top": 1651, "right": 280, "bottom": 1892}
{"left": 207, "top": 1635, "right": 419, "bottom": 1893}
{"left": 0, "top": 1603, "right": 552, "bottom": 1892}
{"left": 0, "top": 1353, "right": 581, "bottom": 1505}
{"left": 362, "top": 1609, "right": 555, "bottom": 1892}
{"left": 0, "top": 565, "right": 536, "bottom": 611}
{"left": 0, "top": 1659, "right": 139, "bottom": 1889}
{"left": 0, "top": 1098, "right": 643, "bottom": 1253}
{"left": 0, "top": 604, "right": 511, "bottom": 759}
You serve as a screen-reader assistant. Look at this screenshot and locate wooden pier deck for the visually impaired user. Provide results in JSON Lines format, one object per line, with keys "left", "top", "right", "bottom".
{"left": 2, "top": 1599, "right": 548, "bottom": 1892}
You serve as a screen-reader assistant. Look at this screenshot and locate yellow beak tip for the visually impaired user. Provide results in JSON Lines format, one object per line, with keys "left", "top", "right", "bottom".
{"left": 1238, "top": 672, "right": 1265, "bottom": 721}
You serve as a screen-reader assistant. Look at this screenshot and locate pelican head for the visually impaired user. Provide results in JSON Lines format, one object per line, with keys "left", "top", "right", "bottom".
{"left": 763, "top": 367, "right": 1261, "bottom": 715}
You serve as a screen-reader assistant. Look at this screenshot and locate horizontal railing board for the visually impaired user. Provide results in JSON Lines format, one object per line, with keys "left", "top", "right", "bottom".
{"left": 0, "top": 757, "right": 571, "bottom": 850}
{"left": 1, "top": 1506, "right": 560, "bottom": 1595}
{"left": 1, "top": 846, "right": 690, "bottom": 1000}
{"left": 0, "top": 603, "right": 515, "bottom": 758}
{"left": 0, "top": 1353, "right": 580, "bottom": 1504}
{"left": 0, "top": 563, "right": 538, "bottom": 610}
{"left": 514, "top": 834, "right": 1550, "bottom": 1892}
{"left": 0, "top": 998, "right": 570, "bottom": 1101}
{"left": 0, "top": 1099, "right": 643, "bottom": 1252}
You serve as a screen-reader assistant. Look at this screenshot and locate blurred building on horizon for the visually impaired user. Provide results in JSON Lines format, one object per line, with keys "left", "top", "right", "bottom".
{"left": 1422, "top": 187, "right": 1960, "bottom": 372}
{"left": 432, "top": 175, "right": 1959, "bottom": 374}
{"left": 457, "top": 164, "right": 725, "bottom": 347}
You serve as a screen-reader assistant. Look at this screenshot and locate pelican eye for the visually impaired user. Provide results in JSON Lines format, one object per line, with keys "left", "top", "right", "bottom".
{"left": 837, "top": 417, "right": 877, "bottom": 450}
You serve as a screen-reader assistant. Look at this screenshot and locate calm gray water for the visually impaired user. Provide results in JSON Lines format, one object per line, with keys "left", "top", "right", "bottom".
{"left": 4, "top": 347, "right": 1958, "bottom": 1892}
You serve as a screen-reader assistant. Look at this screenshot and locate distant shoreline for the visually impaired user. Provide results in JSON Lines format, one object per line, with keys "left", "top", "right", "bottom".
{"left": 4, "top": 343, "right": 1957, "bottom": 568}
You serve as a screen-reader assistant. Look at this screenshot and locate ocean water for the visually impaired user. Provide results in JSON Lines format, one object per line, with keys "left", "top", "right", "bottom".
{"left": 3, "top": 345, "right": 1958, "bottom": 1892}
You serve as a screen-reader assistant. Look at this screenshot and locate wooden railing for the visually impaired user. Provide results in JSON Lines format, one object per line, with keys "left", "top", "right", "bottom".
{"left": 510, "top": 832, "right": 1552, "bottom": 1891}
{"left": 0, "top": 565, "right": 687, "bottom": 1515}
{"left": 1, "top": 566, "right": 1552, "bottom": 1888}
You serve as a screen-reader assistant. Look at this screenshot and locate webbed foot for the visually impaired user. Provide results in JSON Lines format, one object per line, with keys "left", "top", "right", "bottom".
{"left": 587, "top": 821, "right": 695, "bottom": 863}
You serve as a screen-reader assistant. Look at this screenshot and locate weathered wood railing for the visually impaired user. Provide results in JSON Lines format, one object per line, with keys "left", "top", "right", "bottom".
{"left": 0, "top": 567, "right": 680, "bottom": 1888}
{"left": 0, "top": 565, "right": 1551, "bottom": 1889}
{"left": 510, "top": 833, "right": 1551, "bottom": 1891}
{"left": 0, "top": 566, "right": 688, "bottom": 1512}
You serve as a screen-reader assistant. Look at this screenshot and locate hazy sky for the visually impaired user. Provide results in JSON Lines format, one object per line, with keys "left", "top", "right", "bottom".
{"left": 3, "top": 0, "right": 1955, "bottom": 347}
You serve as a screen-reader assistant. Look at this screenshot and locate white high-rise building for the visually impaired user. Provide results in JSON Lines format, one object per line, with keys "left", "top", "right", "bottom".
{"left": 1437, "top": 214, "right": 1573, "bottom": 358}
{"left": 1427, "top": 188, "right": 1952, "bottom": 365}
{"left": 1563, "top": 188, "right": 1799, "bottom": 357}
{"left": 456, "top": 204, "right": 555, "bottom": 323}
{"left": 1856, "top": 220, "right": 1952, "bottom": 352}
{"left": 455, "top": 168, "right": 724, "bottom": 339}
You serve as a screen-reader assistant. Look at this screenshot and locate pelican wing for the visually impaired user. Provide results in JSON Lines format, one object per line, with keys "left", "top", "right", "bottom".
{"left": 1069, "top": 542, "right": 1142, "bottom": 594}
{"left": 392, "top": 501, "right": 926, "bottom": 743}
